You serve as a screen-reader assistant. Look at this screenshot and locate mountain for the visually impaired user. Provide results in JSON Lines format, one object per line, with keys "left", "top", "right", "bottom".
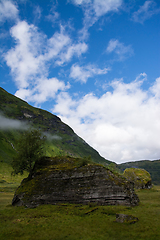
{"left": 0, "top": 87, "right": 111, "bottom": 165}
{"left": 118, "top": 160, "right": 160, "bottom": 185}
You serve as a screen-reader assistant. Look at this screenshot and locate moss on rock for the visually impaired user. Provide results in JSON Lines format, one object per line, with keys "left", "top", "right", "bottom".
{"left": 12, "top": 156, "right": 139, "bottom": 208}
{"left": 123, "top": 168, "right": 152, "bottom": 189}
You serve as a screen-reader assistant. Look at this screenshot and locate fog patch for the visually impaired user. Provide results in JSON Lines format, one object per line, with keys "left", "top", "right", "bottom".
{"left": 45, "top": 132, "right": 62, "bottom": 141}
{"left": 0, "top": 114, "right": 29, "bottom": 130}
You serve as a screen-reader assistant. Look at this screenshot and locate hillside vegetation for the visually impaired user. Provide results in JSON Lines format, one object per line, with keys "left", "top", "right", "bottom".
{"left": 0, "top": 87, "right": 110, "bottom": 167}
{"left": 118, "top": 160, "right": 160, "bottom": 185}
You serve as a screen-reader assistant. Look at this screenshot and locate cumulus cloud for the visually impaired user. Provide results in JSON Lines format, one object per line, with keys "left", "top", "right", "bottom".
{"left": 150, "top": 77, "right": 160, "bottom": 98}
{"left": 53, "top": 74, "right": 160, "bottom": 163}
{"left": 70, "top": 64, "right": 110, "bottom": 83}
{"left": 5, "top": 21, "right": 46, "bottom": 88}
{"left": 15, "top": 77, "right": 69, "bottom": 104}
{"left": 55, "top": 42, "right": 88, "bottom": 66}
{"left": 4, "top": 21, "right": 87, "bottom": 104}
{"left": 106, "top": 39, "right": 134, "bottom": 61}
{"left": 0, "top": 0, "right": 18, "bottom": 22}
{"left": 132, "top": 1, "right": 160, "bottom": 24}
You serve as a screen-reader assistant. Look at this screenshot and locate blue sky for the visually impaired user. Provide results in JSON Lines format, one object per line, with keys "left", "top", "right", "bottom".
{"left": 0, "top": 0, "right": 160, "bottom": 163}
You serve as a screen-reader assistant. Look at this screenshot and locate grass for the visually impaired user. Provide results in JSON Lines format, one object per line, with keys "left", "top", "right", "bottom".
{"left": 0, "top": 161, "right": 160, "bottom": 240}
{"left": 0, "top": 184, "right": 160, "bottom": 240}
{"left": 0, "top": 162, "right": 28, "bottom": 192}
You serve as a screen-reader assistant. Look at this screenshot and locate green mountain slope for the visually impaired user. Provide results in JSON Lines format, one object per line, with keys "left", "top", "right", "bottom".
{"left": 118, "top": 160, "right": 160, "bottom": 185}
{"left": 0, "top": 87, "right": 111, "bottom": 165}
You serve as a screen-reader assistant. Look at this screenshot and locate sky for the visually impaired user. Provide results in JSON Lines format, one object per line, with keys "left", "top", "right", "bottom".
{"left": 0, "top": 0, "right": 160, "bottom": 164}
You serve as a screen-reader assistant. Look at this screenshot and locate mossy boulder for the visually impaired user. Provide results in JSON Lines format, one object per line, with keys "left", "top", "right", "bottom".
{"left": 116, "top": 214, "right": 139, "bottom": 224}
{"left": 123, "top": 168, "right": 152, "bottom": 189}
{"left": 12, "top": 156, "right": 139, "bottom": 208}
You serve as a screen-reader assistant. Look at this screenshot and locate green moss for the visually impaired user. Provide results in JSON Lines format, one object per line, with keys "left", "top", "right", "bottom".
{"left": 106, "top": 170, "right": 127, "bottom": 186}
{"left": 16, "top": 177, "right": 37, "bottom": 196}
{"left": 34, "top": 156, "right": 93, "bottom": 173}
{"left": 15, "top": 156, "right": 94, "bottom": 198}
{"left": 14, "top": 156, "right": 136, "bottom": 206}
{"left": 123, "top": 168, "right": 151, "bottom": 189}
{"left": 35, "top": 156, "right": 128, "bottom": 188}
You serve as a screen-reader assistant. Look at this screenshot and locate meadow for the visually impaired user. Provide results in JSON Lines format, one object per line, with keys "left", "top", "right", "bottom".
{"left": 0, "top": 167, "right": 160, "bottom": 240}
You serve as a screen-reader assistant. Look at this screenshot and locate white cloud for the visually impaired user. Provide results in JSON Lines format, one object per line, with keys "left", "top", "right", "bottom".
{"left": 45, "top": 26, "right": 71, "bottom": 61}
{"left": 5, "top": 22, "right": 87, "bottom": 79}
{"left": 0, "top": 0, "right": 18, "bottom": 22}
{"left": 132, "top": 1, "right": 160, "bottom": 24}
{"left": 55, "top": 42, "right": 88, "bottom": 66}
{"left": 93, "top": 0, "right": 123, "bottom": 17}
{"left": 53, "top": 74, "right": 160, "bottom": 163}
{"left": 44, "top": 26, "right": 88, "bottom": 66}
{"left": 150, "top": 77, "right": 160, "bottom": 98}
{"left": 70, "top": 0, "right": 91, "bottom": 5}
{"left": 5, "top": 21, "right": 46, "bottom": 88}
{"left": 46, "top": 11, "right": 59, "bottom": 24}
{"left": 71, "top": 0, "right": 122, "bottom": 16}
{"left": 33, "top": 6, "right": 42, "bottom": 21}
{"left": 46, "top": 2, "right": 59, "bottom": 24}
{"left": 15, "top": 77, "right": 69, "bottom": 104}
{"left": 4, "top": 20, "right": 87, "bottom": 103}
{"left": 70, "top": 64, "right": 110, "bottom": 83}
{"left": 70, "top": 0, "right": 123, "bottom": 40}
{"left": 106, "top": 39, "right": 134, "bottom": 61}
{"left": 33, "top": 78, "right": 68, "bottom": 103}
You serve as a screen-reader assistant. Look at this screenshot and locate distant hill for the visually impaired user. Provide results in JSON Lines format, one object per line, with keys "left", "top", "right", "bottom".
{"left": 118, "top": 160, "right": 160, "bottom": 185}
{"left": 0, "top": 87, "right": 111, "bottom": 166}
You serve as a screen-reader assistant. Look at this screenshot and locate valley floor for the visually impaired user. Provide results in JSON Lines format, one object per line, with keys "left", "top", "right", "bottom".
{"left": 0, "top": 185, "right": 160, "bottom": 240}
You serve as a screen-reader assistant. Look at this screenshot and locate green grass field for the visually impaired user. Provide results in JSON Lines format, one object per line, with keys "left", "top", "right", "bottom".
{"left": 0, "top": 180, "right": 160, "bottom": 240}
{"left": 0, "top": 162, "right": 28, "bottom": 193}
{"left": 0, "top": 162, "right": 160, "bottom": 240}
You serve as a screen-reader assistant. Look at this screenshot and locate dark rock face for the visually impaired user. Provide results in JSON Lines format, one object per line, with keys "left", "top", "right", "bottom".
{"left": 12, "top": 157, "right": 139, "bottom": 208}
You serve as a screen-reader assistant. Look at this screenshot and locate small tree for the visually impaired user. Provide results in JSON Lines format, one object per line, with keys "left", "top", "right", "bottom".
{"left": 11, "top": 129, "right": 46, "bottom": 175}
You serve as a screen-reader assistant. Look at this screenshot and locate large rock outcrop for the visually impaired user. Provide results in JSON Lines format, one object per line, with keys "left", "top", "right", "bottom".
{"left": 12, "top": 157, "right": 139, "bottom": 208}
